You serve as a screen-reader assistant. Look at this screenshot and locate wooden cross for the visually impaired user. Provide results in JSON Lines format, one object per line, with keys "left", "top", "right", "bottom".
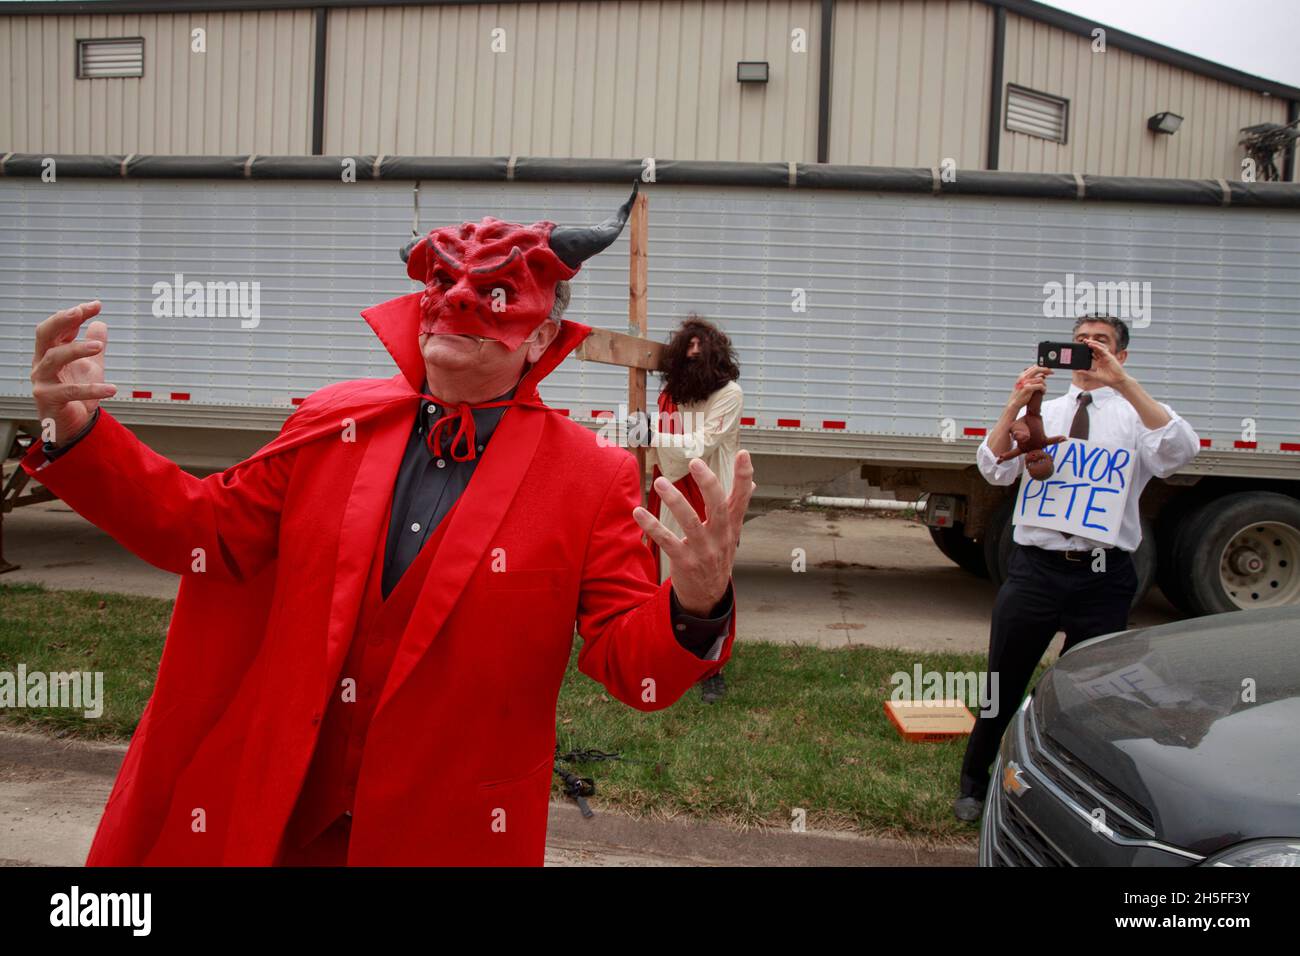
{"left": 573, "top": 189, "right": 661, "bottom": 505}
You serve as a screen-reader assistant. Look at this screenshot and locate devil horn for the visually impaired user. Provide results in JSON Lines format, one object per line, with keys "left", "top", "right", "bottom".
{"left": 548, "top": 180, "right": 640, "bottom": 269}
{"left": 400, "top": 236, "right": 423, "bottom": 264}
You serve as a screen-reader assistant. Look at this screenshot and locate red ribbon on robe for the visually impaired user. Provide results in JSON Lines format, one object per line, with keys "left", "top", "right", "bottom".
{"left": 647, "top": 390, "right": 708, "bottom": 578}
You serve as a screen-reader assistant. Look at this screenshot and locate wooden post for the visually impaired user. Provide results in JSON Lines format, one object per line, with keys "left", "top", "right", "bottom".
{"left": 627, "top": 189, "right": 650, "bottom": 505}
{"left": 573, "top": 190, "right": 663, "bottom": 509}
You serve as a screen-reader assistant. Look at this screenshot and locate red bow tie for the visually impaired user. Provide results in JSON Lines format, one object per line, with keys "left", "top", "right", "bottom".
{"left": 418, "top": 391, "right": 545, "bottom": 462}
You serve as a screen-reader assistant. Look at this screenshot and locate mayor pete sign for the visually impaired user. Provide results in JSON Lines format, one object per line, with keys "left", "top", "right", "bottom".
{"left": 1013, "top": 438, "right": 1135, "bottom": 546}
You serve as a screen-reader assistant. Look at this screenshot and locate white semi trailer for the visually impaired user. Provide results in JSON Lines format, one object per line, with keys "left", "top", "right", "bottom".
{"left": 2, "top": 155, "right": 1298, "bottom": 617}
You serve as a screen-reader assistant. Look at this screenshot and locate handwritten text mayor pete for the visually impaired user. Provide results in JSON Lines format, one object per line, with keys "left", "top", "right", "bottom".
{"left": 1014, "top": 439, "right": 1134, "bottom": 546}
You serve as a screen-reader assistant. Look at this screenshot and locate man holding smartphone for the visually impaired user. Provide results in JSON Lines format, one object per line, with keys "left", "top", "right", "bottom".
{"left": 953, "top": 313, "right": 1200, "bottom": 822}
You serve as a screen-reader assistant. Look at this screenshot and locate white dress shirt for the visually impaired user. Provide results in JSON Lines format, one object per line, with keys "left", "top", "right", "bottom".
{"left": 976, "top": 384, "right": 1200, "bottom": 553}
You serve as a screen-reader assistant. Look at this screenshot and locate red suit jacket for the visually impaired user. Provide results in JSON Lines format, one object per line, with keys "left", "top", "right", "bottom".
{"left": 20, "top": 292, "right": 737, "bottom": 866}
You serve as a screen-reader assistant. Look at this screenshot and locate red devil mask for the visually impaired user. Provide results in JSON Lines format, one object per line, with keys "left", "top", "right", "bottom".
{"left": 400, "top": 183, "right": 638, "bottom": 351}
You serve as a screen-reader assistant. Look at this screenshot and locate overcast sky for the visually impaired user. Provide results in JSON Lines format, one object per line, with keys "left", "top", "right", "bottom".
{"left": 1044, "top": 0, "right": 1300, "bottom": 87}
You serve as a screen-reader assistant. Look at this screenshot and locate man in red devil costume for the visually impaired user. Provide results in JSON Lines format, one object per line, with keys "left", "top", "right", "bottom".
{"left": 24, "top": 185, "right": 756, "bottom": 866}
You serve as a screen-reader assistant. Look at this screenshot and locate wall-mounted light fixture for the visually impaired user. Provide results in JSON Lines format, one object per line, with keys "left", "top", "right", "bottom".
{"left": 1148, "top": 111, "right": 1184, "bottom": 135}
{"left": 737, "top": 61, "right": 769, "bottom": 84}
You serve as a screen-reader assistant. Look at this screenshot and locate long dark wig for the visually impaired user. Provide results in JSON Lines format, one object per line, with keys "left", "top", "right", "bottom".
{"left": 658, "top": 315, "right": 740, "bottom": 406}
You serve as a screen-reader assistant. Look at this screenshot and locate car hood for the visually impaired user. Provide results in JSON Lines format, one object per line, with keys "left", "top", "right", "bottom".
{"left": 1035, "top": 606, "right": 1300, "bottom": 856}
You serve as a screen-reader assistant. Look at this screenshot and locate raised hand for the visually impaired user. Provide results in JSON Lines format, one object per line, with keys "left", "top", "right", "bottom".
{"left": 1078, "top": 339, "right": 1130, "bottom": 388}
{"left": 31, "top": 301, "right": 117, "bottom": 447}
{"left": 1008, "top": 364, "right": 1052, "bottom": 410}
{"left": 632, "top": 451, "right": 756, "bottom": 615}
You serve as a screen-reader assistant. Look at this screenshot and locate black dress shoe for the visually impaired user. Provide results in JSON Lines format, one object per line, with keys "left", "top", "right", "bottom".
{"left": 953, "top": 795, "right": 984, "bottom": 822}
{"left": 699, "top": 672, "right": 727, "bottom": 703}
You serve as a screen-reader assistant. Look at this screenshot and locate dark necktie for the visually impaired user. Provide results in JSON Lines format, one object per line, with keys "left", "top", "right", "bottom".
{"left": 1069, "top": 392, "right": 1092, "bottom": 439}
{"left": 1057, "top": 392, "right": 1094, "bottom": 546}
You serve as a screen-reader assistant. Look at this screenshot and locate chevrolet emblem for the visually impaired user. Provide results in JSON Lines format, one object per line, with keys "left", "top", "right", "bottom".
{"left": 1003, "top": 760, "right": 1032, "bottom": 797}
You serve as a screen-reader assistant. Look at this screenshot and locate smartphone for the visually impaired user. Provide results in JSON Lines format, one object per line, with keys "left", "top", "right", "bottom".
{"left": 1038, "top": 340, "right": 1093, "bottom": 370}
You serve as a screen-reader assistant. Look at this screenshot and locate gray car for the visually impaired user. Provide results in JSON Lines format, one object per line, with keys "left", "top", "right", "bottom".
{"left": 980, "top": 606, "right": 1300, "bottom": 866}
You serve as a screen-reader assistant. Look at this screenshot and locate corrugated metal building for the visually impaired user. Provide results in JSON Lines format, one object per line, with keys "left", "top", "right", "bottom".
{"left": 1, "top": 0, "right": 1297, "bottom": 178}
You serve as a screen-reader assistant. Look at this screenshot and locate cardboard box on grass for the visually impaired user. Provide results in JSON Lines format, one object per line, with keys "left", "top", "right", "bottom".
{"left": 884, "top": 699, "right": 976, "bottom": 742}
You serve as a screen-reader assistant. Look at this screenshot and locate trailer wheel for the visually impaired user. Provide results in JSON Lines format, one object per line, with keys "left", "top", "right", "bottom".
{"left": 1154, "top": 493, "right": 1202, "bottom": 614}
{"left": 928, "top": 523, "right": 990, "bottom": 578}
{"left": 983, "top": 498, "right": 1016, "bottom": 586}
{"left": 1179, "top": 492, "right": 1300, "bottom": 615}
{"left": 1130, "top": 516, "right": 1157, "bottom": 609}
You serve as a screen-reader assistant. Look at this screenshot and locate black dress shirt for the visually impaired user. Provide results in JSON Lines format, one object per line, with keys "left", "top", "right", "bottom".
{"left": 44, "top": 387, "right": 733, "bottom": 658}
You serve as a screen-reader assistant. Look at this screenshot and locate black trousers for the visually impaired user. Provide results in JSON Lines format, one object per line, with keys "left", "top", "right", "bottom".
{"left": 958, "top": 544, "right": 1137, "bottom": 798}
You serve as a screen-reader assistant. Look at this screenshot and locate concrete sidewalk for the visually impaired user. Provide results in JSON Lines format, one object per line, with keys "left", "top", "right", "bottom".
{"left": 0, "top": 729, "right": 974, "bottom": 867}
